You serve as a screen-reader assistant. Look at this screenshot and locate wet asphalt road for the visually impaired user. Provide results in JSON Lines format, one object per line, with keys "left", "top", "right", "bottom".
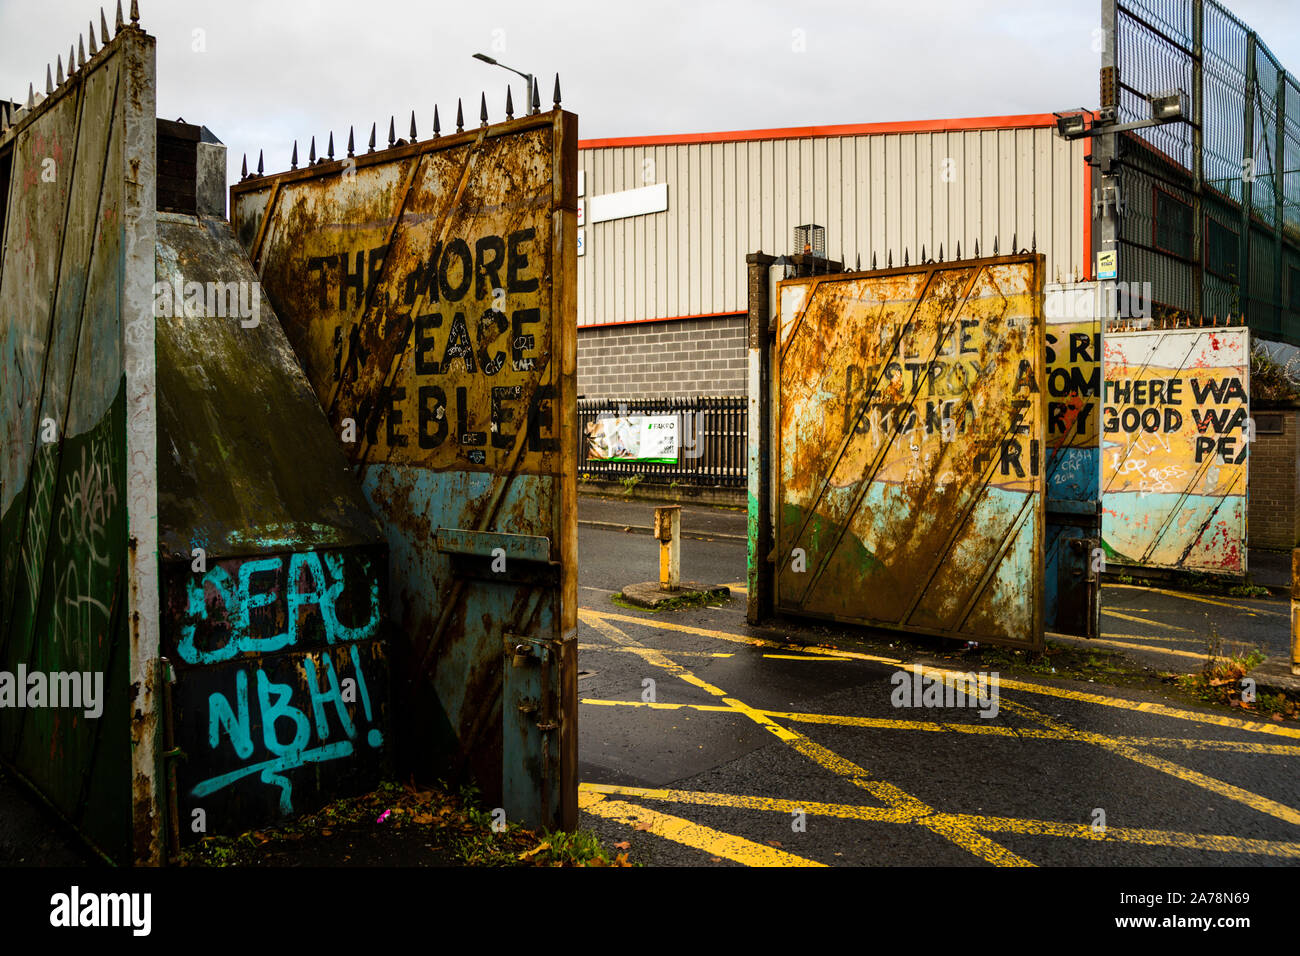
{"left": 1, "top": 495, "right": 1294, "bottom": 868}
{"left": 576, "top": 496, "right": 1300, "bottom": 866}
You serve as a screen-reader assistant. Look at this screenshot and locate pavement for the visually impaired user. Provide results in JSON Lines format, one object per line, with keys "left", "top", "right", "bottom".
{"left": 1247, "top": 548, "right": 1292, "bottom": 591}
{"left": 576, "top": 494, "right": 1300, "bottom": 866}
{"left": 577, "top": 494, "right": 747, "bottom": 541}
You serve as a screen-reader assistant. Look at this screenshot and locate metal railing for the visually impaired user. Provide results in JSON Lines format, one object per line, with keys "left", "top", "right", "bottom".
{"left": 577, "top": 395, "right": 747, "bottom": 487}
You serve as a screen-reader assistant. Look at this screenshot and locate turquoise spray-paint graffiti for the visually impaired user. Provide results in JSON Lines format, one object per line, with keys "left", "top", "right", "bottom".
{"left": 165, "top": 547, "right": 388, "bottom": 833}
{"left": 192, "top": 644, "right": 382, "bottom": 813}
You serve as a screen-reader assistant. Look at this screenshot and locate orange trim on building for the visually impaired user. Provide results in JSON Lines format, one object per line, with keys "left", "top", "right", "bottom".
{"left": 1082, "top": 116, "right": 1093, "bottom": 281}
{"left": 578, "top": 114, "right": 1059, "bottom": 150}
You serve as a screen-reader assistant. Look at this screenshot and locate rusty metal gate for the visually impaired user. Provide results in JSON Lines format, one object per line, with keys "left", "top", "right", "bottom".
{"left": 0, "top": 17, "right": 157, "bottom": 864}
{"left": 773, "top": 255, "right": 1046, "bottom": 650}
{"left": 1101, "top": 325, "right": 1250, "bottom": 574}
{"left": 231, "top": 106, "right": 579, "bottom": 829}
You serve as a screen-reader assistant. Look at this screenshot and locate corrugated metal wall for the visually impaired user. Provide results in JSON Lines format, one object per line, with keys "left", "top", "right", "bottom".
{"left": 578, "top": 124, "right": 1089, "bottom": 327}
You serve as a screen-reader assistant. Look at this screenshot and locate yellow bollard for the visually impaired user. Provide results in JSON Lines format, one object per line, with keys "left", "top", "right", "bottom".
{"left": 655, "top": 505, "right": 681, "bottom": 592}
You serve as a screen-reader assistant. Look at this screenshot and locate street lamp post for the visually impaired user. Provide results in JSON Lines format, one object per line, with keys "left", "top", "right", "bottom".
{"left": 472, "top": 53, "right": 536, "bottom": 115}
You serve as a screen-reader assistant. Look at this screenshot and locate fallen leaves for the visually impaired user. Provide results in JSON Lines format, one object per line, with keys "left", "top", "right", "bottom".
{"left": 613, "top": 841, "right": 631, "bottom": 850}
{"left": 518, "top": 841, "right": 552, "bottom": 862}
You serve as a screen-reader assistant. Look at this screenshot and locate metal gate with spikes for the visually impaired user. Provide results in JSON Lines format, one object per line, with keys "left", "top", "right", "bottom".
{"left": 771, "top": 254, "right": 1047, "bottom": 650}
{"left": 231, "top": 103, "right": 579, "bottom": 831}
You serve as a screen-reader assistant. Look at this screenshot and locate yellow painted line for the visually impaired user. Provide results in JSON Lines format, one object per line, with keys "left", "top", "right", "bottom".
{"left": 581, "top": 608, "right": 785, "bottom": 648}
{"left": 587, "top": 608, "right": 1299, "bottom": 740}
{"left": 581, "top": 782, "right": 910, "bottom": 822}
{"left": 998, "top": 700, "right": 1300, "bottom": 826}
{"left": 1101, "top": 609, "right": 1191, "bottom": 631}
{"left": 580, "top": 611, "right": 1030, "bottom": 865}
{"left": 583, "top": 784, "right": 1300, "bottom": 860}
{"left": 584, "top": 608, "right": 903, "bottom": 664}
{"left": 1099, "top": 632, "right": 1210, "bottom": 644}
{"left": 578, "top": 642, "right": 733, "bottom": 659}
{"left": 1124, "top": 737, "right": 1300, "bottom": 756}
{"left": 1088, "top": 638, "right": 1219, "bottom": 661}
{"left": 1109, "top": 584, "right": 1281, "bottom": 617}
{"left": 963, "top": 815, "right": 1300, "bottom": 858}
{"left": 723, "top": 581, "right": 749, "bottom": 594}
{"left": 582, "top": 613, "right": 906, "bottom": 806}
{"left": 764, "top": 708, "right": 1300, "bottom": 755}
{"left": 860, "top": 659, "right": 1300, "bottom": 741}
{"left": 988, "top": 672, "right": 1300, "bottom": 739}
{"left": 581, "top": 699, "right": 736, "bottom": 712}
{"left": 579, "top": 791, "right": 826, "bottom": 867}
{"left": 763, "top": 654, "right": 849, "bottom": 661}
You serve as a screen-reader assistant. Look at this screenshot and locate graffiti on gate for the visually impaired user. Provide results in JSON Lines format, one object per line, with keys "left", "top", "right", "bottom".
{"left": 170, "top": 549, "right": 386, "bottom": 814}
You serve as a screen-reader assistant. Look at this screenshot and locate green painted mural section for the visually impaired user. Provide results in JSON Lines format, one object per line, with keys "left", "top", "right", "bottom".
{"left": 0, "top": 386, "right": 131, "bottom": 863}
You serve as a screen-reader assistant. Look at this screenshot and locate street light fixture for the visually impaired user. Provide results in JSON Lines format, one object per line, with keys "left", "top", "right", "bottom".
{"left": 472, "top": 53, "right": 536, "bottom": 115}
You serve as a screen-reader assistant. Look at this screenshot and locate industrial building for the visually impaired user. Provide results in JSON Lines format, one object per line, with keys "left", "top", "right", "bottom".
{"left": 575, "top": 114, "right": 1092, "bottom": 400}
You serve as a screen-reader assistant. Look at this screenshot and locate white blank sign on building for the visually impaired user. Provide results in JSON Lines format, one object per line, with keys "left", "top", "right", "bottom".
{"left": 588, "top": 182, "right": 668, "bottom": 224}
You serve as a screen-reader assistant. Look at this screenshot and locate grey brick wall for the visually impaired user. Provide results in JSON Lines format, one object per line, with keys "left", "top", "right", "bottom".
{"left": 577, "top": 315, "right": 747, "bottom": 399}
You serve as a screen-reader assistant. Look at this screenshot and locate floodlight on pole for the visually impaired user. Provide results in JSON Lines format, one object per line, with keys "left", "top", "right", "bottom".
{"left": 472, "top": 52, "right": 536, "bottom": 116}
{"left": 1148, "top": 90, "right": 1185, "bottom": 122}
{"left": 1053, "top": 88, "right": 1188, "bottom": 141}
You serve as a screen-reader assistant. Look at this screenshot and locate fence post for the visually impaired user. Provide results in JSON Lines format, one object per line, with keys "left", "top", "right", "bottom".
{"left": 746, "top": 252, "right": 776, "bottom": 624}
{"left": 1292, "top": 549, "right": 1300, "bottom": 676}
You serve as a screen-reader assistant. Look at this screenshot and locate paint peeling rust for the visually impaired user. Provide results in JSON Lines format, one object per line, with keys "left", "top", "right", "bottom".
{"left": 1100, "top": 326, "right": 1249, "bottom": 574}
{"left": 231, "top": 110, "right": 579, "bottom": 829}
{"left": 775, "top": 256, "right": 1046, "bottom": 650}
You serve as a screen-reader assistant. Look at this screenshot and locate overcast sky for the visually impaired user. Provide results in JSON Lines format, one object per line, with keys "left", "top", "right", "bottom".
{"left": 2, "top": 0, "right": 1297, "bottom": 188}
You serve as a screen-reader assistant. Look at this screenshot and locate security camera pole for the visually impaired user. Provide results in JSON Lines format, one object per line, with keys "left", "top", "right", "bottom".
{"left": 1096, "top": 0, "right": 1120, "bottom": 298}
{"left": 1055, "top": 1, "right": 1198, "bottom": 320}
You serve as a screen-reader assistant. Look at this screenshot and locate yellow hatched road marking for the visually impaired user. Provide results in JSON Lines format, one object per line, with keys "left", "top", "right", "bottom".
{"left": 581, "top": 607, "right": 903, "bottom": 662}
{"left": 582, "top": 699, "right": 736, "bottom": 712}
{"left": 581, "top": 784, "right": 1300, "bottom": 859}
{"left": 763, "top": 653, "right": 849, "bottom": 661}
{"left": 1108, "top": 583, "right": 1282, "bottom": 617}
{"left": 580, "top": 608, "right": 784, "bottom": 647}
{"left": 1100, "top": 632, "right": 1212, "bottom": 644}
{"left": 997, "top": 699, "right": 1300, "bottom": 825}
{"left": 580, "top": 612, "right": 1032, "bottom": 866}
{"left": 579, "top": 790, "right": 825, "bottom": 866}
{"left": 1088, "top": 638, "right": 1217, "bottom": 661}
{"left": 579, "top": 642, "right": 732, "bottom": 658}
{"left": 1102, "top": 609, "right": 1191, "bottom": 631}
{"left": 582, "top": 697, "right": 1300, "bottom": 756}
{"left": 580, "top": 607, "right": 1300, "bottom": 861}
{"left": 585, "top": 607, "right": 1300, "bottom": 737}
